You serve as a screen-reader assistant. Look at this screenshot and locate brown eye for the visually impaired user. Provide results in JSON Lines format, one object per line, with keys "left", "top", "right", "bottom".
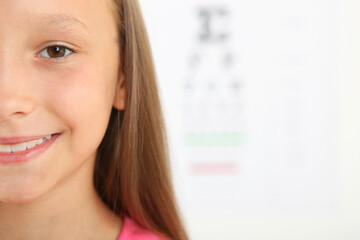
{"left": 47, "top": 46, "right": 66, "bottom": 58}
{"left": 38, "top": 45, "right": 74, "bottom": 60}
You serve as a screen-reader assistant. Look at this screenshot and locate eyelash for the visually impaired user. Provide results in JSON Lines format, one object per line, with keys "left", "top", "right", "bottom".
{"left": 38, "top": 44, "right": 76, "bottom": 63}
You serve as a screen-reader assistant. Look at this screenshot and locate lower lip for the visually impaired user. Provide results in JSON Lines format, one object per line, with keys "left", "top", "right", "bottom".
{"left": 0, "top": 133, "right": 61, "bottom": 165}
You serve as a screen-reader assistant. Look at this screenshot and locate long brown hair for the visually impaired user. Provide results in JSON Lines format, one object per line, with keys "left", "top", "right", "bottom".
{"left": 94, "top": 0, "right": 188, "bottom": 239}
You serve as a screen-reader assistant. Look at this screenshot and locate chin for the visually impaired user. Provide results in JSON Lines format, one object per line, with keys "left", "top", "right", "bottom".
{"left": 0, "top": 178, "right": 50, "bottom": 204}
{"left": 0, "top": 195, "right": 37, "bottom": 204}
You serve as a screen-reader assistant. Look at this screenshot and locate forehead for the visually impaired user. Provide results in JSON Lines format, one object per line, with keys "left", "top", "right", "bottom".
{"left": 0, "top": 0, "right": 117, "bottom": 34}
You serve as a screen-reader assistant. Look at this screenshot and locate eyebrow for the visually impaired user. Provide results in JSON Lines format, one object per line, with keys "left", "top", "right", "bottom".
{"left": 37, "top": 14, "right": 90, "bottom": 34}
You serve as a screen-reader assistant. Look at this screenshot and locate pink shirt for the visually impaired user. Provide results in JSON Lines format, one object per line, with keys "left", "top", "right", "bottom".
{"left": 117, "top": 217, "right": 167, "bottom": 240}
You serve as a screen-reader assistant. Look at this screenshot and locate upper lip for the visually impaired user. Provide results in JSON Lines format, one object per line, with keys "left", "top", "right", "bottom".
{"left": 0, "top": 134, "right": 57, "bottom": 145}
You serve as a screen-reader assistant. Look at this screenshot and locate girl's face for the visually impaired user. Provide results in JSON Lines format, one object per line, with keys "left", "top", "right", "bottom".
{"left": 0, "top": 0, "right": 124, "bottom": 202}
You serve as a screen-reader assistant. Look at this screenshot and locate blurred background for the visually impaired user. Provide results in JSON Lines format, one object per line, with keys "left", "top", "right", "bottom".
{"left": 138, "top": 0, "right": 360, "bottom": 239}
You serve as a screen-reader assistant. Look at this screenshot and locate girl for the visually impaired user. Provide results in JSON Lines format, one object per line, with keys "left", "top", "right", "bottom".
{"left": 0, "top": 0, "right": 188, "bottom": 239}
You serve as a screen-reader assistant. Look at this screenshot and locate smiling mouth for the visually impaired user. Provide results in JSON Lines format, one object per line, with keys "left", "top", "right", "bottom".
{"left": 0, "top": 134, "right": 59, "bottom": 153}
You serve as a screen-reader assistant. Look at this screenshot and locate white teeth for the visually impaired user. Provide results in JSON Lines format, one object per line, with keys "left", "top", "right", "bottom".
{"left": 0, "top": 144, "right": 11, "bottom": 153}
{"left": 27, "top": 140, "right": 37, "bottom": 149}
{"left": 36, "top": 138, "right": 44, "bottom": 145}
{"left": 36, "top": 135, "right": 52, "bottom": 145}
{"left": 11, "top": 143, "right": 27, "bottom": 153}
{"left": 0, "top": 135, "right": 52, "bottom": 153}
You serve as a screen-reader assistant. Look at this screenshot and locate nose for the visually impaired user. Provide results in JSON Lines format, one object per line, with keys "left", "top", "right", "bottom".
{"left": 0, "top": 56, "right": 35, "bottom": 122}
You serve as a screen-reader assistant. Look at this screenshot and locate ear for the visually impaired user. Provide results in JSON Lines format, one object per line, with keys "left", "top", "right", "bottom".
{"left": 113, "top": 72, "right": 126, "bottom": 110}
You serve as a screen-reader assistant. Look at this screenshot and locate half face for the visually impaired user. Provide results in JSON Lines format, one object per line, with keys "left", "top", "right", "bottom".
{"left": 0, "top": 0, "right": 124, "bottom": 203}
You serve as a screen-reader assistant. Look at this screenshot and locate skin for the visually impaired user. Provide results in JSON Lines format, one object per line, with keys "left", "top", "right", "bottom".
{"left": 0, "top": 0, "right": 125, "bottom": 239}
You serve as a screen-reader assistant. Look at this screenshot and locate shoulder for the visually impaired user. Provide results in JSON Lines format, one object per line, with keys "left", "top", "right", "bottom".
{"left": 117, "top": 216, "right": 168, "bottom": 240}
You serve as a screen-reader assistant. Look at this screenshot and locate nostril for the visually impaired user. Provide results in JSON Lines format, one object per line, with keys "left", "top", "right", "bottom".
{"left": 0, "top": 111, "right": 31, "bottom": 122}
{"left": 0, "top": 94, "right": 35, "bottom": 122}
{"left": 11, "top": 111, "right": 30, "bottom": 119}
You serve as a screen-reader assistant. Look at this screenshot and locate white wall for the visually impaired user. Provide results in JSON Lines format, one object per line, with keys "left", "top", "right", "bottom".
{"left": 138, "top": 0, "right": 360, "bottom": 239}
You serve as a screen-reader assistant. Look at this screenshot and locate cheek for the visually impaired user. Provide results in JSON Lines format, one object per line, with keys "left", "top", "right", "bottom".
{"left": 40, "top": 60, "right": 115, "bottom": 155}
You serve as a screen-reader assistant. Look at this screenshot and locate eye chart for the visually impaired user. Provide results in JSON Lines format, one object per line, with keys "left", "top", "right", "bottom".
{"left": 139, "top": 0, "right": 340, "bottom": 239}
